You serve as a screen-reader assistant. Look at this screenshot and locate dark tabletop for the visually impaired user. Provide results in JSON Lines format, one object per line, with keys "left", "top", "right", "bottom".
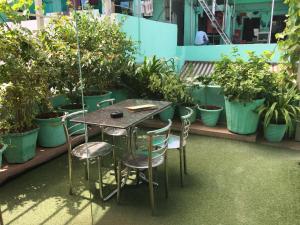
{"left": 71, "top": 99, "right": 172, "bottom": 129}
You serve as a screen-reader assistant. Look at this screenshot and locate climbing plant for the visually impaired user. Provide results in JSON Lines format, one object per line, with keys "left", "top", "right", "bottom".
{"left": 276, "top": 0, "right": 300, "bottom": 72}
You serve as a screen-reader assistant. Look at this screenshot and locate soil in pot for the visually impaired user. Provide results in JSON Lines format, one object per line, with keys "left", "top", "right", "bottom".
{"left": 35, "top": 112, "right": 66, "bottom": 148}
{"left": 198, "top": 105, "right": 223, "bottom": 127}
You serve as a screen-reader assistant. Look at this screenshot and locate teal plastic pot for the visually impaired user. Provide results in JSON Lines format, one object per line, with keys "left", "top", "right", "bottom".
{"left": 159, "top": 105, "right": 175, "bottom": 122}
{"left": 264, "top": 124, "right": 287, "bottom": 142}
{"left": 111, "top": 88, "right": 129, "bottom": 103}
{"left": 198, "top": 105, "right": 223, "bottom": 127}
{"left": 177, "top": 104, "right": 197, "bottom": 123}
{"left": 225, "top": 98, "right": 265, "bottom": 134}
{"left": 3, "top": 128, "right": 39, "bottom": 163}
{"left": 50, "top": 94, "right": 70, "bottom": 109}
{"left": 84, "top": 91, "right": 112, "bottom": 112}
{"left": 0, "top": 144, "right": 7, "bottom": 168}
{"left": 35, "top": 112, "right": 66, "bottom": 148}
{"left": 59, "top": 104, "right": 86, "bottom": 135}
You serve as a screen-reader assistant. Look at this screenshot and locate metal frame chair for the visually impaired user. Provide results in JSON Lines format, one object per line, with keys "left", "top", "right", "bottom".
{"left": 154, "top": 107, "right": 193, "bottom": 187}
{"left": 62, "top": 110, "right": 117, "bottom": 201}
{"left": 117, "top": 120, "right": 172, "bottom": 215}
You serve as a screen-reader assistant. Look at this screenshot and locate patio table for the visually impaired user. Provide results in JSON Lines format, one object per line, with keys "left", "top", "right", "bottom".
{"left": 70, "top": 99, "right": 172, "bottom": 200}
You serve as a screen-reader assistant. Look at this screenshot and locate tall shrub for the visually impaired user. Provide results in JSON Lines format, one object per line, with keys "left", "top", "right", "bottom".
{"left": 39, "top": 12, "right": 136, "bottom": 100}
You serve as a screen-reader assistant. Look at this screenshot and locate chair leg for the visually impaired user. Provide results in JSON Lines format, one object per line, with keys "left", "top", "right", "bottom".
{"left": 68, "top": 152, "right": 73, "bottom": 195}
{"left": 117, "top": 161, "right": 122, "bottom": 203}
{"left": 179, "top": 147, "right": 184, "bottom": 187}
{"left": 183, "top": 145, "right": 187, "bottom": 174}
{"left": 84, "top": 162, "right": 88, "bottom": 181}
{"left": 112, "top": 136, "right": 118, "bottom": 184}
{"left": 164, "top": 155, "right": 169, "bottom": 199}
{"left": 0, "top": 206, "right": 3, "bottom": 225}
{"left": 97, "top": 157, "right": 104, "bottom": 200}
{"left": 148, "top": 167, "right": 155, "bottom": 215}
{"left": 136, "top": 169, "right": 140, "bottom": 186}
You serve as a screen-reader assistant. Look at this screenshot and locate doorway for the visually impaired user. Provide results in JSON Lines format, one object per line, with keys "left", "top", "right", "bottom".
{"left": 242, "top": 18, "right": 260, "bottom": 42}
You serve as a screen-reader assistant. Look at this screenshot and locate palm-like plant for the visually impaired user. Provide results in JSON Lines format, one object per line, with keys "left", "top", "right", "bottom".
{"left": 258, "top": 82, "right": 300, "bottom": 136}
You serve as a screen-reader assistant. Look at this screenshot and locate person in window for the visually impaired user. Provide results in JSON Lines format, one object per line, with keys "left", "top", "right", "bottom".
{"left": 194, "top": 31, "right": 209, "bottom": 45}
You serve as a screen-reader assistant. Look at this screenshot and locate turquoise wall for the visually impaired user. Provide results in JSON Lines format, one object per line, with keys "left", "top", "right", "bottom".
{"left": 176, "top": 44, "right": 280, "bottom": 71}
{"left": 117, "top": 14, "right": 178, "bottom": 62}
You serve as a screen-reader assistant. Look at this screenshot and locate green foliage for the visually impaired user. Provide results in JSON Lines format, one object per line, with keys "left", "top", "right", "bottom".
{"left": 123, "top": 56, "right": 191, "bottom": 103}
{"left": 0, "top": 0, "right": 33, "bottom": 23}
{"left": 276, "top": 0, "right": 300, "bottom": 72}
{"left": 0, "top": 26, "right": 51, "bottom": 133}
{"left": 39, "top": 12, "right": 136, "bottom": 101}
{"left": 258, "top": 71, "right": 300, "bottom": 135}
{"left": 212, "top": 48, "right": 275, "bottom": 102}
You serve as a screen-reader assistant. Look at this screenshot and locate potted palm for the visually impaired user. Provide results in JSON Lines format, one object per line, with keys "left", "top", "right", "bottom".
{"left": 258, "top": 78, "right": 300, "bottom": 142}
{"left": 194, "top": 76, "right": 223, "bottom": 127}
{"left": 212, "top": 48, "right": 275, "bottom": 134}
{"left": 0, "top": 26, "right": 46, "bottom": 163}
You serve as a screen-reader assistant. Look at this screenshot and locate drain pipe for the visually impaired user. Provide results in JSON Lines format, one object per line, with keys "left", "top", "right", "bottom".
{"left": 268, "top": 0, "right": 275, "bottom": 44}
{"left": 190, "top": 0, "right": 193, "bottom": 45}
{"left": 169, "top": 0, "right": 172, "bottom": 23}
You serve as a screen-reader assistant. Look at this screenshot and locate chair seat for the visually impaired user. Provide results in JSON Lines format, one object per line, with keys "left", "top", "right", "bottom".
{"left": 72, "top": 142, "right": 112, "bottom": 159}
{"left": 104, "top": 127, "right": 127, "bottom": 136}
{"left": 153, "top": 134, "right": 186, "bottom": 149}
{"left": 122, "top": 151, "right": 164, "bottom": 169}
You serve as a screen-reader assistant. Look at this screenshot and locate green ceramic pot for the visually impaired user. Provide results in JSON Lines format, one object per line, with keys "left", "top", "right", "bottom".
{"left": 50, "top": 94, "right": 70, "bottom": 109}
{"left": 35, "top": 112, "right": 66, "bottom": 148}
{"left": 0, "top": 144, "right": 7, "bottom": 168}
{"left": 225, "top": 97, "right": 265, "bottom": 135}
{"left": 159, "top": 105, "right": 175, "bottom": 122}
{"left": 84, "top": 91, "right": 112, "bottom": 112}
{"left": 3, "top": 128, "right": 39, "bottom": 163}
{"left": 264, "top": 123, "right": 287, "bottom": 142}
{"left": 198, "top": 105, "right": 223, "bottom": 127}
{"left": 177, "top": 104, "right": 197, "bottom": 123}
{"left": 111, "top": 88, "right": 129, "bottom": 103}
{"left": 59, "top": 104, "right": 86, "bottom": 135}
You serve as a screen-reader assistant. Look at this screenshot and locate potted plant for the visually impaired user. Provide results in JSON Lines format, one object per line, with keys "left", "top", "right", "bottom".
{"left": 0, "top": 25, "right": 45, "bottom": 163}
{"left": 212, "top": 48, "right": 275, "bottom": 134}
{"left": 258, "top": 74, "right": 300, "bottom": 142}
{"left": 193, "top": 76, "right": 223, "bottom": 127}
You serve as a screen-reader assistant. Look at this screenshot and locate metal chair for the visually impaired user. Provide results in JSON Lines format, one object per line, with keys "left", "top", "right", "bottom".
{"left": 117, "top": 120, "right": 172, "bottom": 215}
{"left": 62, "top": 110, "right": 117, "bottom": 201}
{"left": 154, "top": 107, "right": 193, "bottom": 187}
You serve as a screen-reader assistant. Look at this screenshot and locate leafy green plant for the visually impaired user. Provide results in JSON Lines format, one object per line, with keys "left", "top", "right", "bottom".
{"left": 0, "top": 25, "right": 52, "bottom": 133}
{"left": 258, "top": 79, "right": 300, "bottom": 136}
{"left": 39, "top": 12, "right": 136, "bottom": 101}
{"left": 123, "top": 56, "right": 191, "bottom": 103}
{"left": 212, "top": 48, "right": 276, "bottom": 102}
{"left": 276, "top": 0, "right": 300, "bottom": 72}
{"left": 0, "top": 0, "right": 33, "bottom": 23}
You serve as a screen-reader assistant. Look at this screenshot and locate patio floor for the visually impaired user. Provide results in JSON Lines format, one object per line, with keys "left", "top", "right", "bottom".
{"left": 1, "top": 134, "right": 300, "bottom": 225}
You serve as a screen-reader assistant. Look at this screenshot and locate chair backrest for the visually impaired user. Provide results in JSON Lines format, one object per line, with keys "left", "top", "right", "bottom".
{"left": 146, "top": 119, "right": 172, "bottom": 168}
{"left": 96, "top": 98, "right": 115, "bottom": 109}
{"left": 62, "top": 110, "right": 88, "bottom": 150}
{"left": 180, "top": 107, "right": 193, "bottom": 146}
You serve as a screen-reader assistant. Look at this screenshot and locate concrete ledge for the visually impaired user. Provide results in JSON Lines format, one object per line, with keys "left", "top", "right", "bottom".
{"left": 0, "top": 127, "right": 101, "bottom": 186}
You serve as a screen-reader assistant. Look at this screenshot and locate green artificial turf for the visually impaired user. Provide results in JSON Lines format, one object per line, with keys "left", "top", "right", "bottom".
{"left": 1, "top": 135, "right": 300, "bottom": 225}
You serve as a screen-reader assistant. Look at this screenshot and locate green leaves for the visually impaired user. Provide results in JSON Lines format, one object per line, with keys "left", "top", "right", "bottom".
{"left": 39, "top": 12, "right": 136, "bottom": 100}
{"left": 0, "top": 0, "right": 33, "bottom": 24}
{"left": 276, "top": 0, "right": 300, "bottom": 72}
{"left": 212, "top": 49, "right": 275, "bottom": 102}
{"left": 0, "top": 25, "right": 51, "bottom": 133}
{"left": 122, "top": 56, "right": 191, "bottom": 104}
